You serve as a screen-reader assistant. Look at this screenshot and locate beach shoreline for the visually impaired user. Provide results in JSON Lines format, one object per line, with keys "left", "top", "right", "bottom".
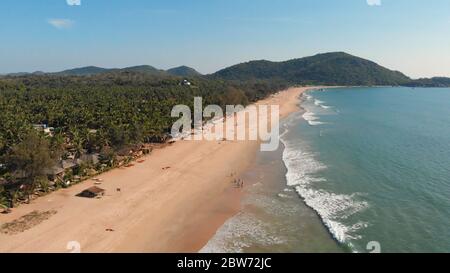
{"left": 200, "top": 86, "right": 345, "bottom": 253}
{"left": 0, "top": 86, "right": 322, "bottom": 253}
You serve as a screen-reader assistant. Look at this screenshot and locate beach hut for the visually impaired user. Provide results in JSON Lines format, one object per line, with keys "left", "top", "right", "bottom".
{"left": 181, "top": 79, "right": 192, "bottom": 86}
{"left": 77, "top": 186, "right": 105, "bottom": 198}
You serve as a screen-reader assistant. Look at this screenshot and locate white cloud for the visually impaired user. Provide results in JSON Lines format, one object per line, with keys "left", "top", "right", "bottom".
{"left": 66, "top": 0, "right": 81, "bottom": 6}
{"left": 367, "top": 0, "right": 382, "bottom": 6}
{"left": 48, "top": 19, "right": 75, "bottom": 29}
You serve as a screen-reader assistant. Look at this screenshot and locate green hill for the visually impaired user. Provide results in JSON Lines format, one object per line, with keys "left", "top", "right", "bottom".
{"left": 6, "top": 52, "right": 449, "bottom": 86}
{"left": 167, "top": 66, "right": 202, "bottom": 77}
{"left": 58, "top": 66, "right": 111, "bottom": 76}
{"left": 122, "top": 65, "right": 168, "bottom": 76}
{"left": 57, "top": 65, "right": 169, "bottom": 77}
{"left": 404, "top": 77, "right": 450, "bottom": 87}
{"left": 212, "top": 52, "right": 411, "bottom": 86}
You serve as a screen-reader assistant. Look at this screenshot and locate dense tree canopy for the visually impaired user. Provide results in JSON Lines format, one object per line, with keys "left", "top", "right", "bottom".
{"left": 211, "top": 52, "right": 411, "bottom": 86}
{"left": 0, "top": 71, "right": 286, "bottom": 207}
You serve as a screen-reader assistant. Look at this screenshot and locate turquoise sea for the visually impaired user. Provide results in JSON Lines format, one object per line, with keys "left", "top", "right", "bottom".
{"left": 202, "top": 87, "right": 450, "bottom": 253}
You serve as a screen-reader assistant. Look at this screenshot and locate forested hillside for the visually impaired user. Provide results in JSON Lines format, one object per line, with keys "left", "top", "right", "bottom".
{"left": 212, "top": 52, "right": 411, "bottom": 86}
{"left": 403, "top": 77, "right": 450, "bottom": 87}
{"left": 167, "top": 66, "right": 202, "bottom": 77}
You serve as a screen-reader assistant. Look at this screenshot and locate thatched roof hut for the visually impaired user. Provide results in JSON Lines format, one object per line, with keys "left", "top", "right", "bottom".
{"left": 77, "top": 186, "right": 105, "bottom": 198}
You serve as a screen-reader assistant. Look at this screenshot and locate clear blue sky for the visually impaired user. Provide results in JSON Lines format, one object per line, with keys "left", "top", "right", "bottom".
{"left": 1, "top": 0, "right": 449, "bottom": 78}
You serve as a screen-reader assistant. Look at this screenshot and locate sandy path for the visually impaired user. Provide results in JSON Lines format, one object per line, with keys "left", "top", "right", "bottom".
{"left": 0, "top": 87, "right": 313, "bottom": 253}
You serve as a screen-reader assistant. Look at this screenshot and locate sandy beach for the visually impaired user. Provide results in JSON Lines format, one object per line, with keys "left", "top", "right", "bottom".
{"left": 0, "top": 87, "right": 314, "bottom": 253}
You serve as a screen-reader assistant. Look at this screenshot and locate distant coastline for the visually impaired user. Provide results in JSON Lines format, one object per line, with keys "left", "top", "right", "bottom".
{"left": 2, "top": 52, "right": 449, "bottom": 87}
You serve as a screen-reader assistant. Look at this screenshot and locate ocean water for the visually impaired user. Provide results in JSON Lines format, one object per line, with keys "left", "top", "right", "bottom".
{"left": 291, "top": 87, "right": 450, "bottom": 252}
{"left": 201, "top": 87, "right": 450, "bottom": 253}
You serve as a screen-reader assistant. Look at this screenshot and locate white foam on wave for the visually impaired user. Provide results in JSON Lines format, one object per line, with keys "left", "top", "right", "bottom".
{"left": 302, "top": 111, "right": 317, "bottom": 121}
{"left": 277, "top": 193, "right": 291, "bottom": 199}
{"left": 312, "top": 98, "right": 333, "bottom": 110}
{"left": 314, "top": 99, "right": 326, "bottom": 106}
{"left": 309, "top": 121, "right": 325, "bottom": 126}
{"left": 199, "top": 212, "right": 287, "bottom": 253}
{"left": 280, "top": 136, "right": 369, "bottom": 247}
{"left": 302, "top": 111, "right": 325, "bottom": 126}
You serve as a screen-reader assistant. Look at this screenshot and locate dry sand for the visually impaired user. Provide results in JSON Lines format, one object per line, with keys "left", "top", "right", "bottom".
{"left": 0, "top": 87, "right": 316, "bottom": 253}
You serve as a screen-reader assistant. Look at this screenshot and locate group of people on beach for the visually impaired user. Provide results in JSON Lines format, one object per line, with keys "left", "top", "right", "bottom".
{"left": 233, "top": 178, "right": 244, "bottom": 188}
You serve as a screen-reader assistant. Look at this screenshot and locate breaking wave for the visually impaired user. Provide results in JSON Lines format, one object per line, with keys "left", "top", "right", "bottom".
{"left": 280, "top": 134, "right": 369, "bottom": 250}
{"left": 302, "top": 111, "right": 325, "bottom": 126}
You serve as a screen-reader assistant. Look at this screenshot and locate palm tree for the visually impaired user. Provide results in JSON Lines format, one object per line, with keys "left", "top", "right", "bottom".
{"left": 0, "top": 196, "right": 8, "bottom": 210}
{"left": 71, "top": 130, "right": 86, "bottom": 158}
{"left": 5, "top": 131, "right": 55, "bottom": 203}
